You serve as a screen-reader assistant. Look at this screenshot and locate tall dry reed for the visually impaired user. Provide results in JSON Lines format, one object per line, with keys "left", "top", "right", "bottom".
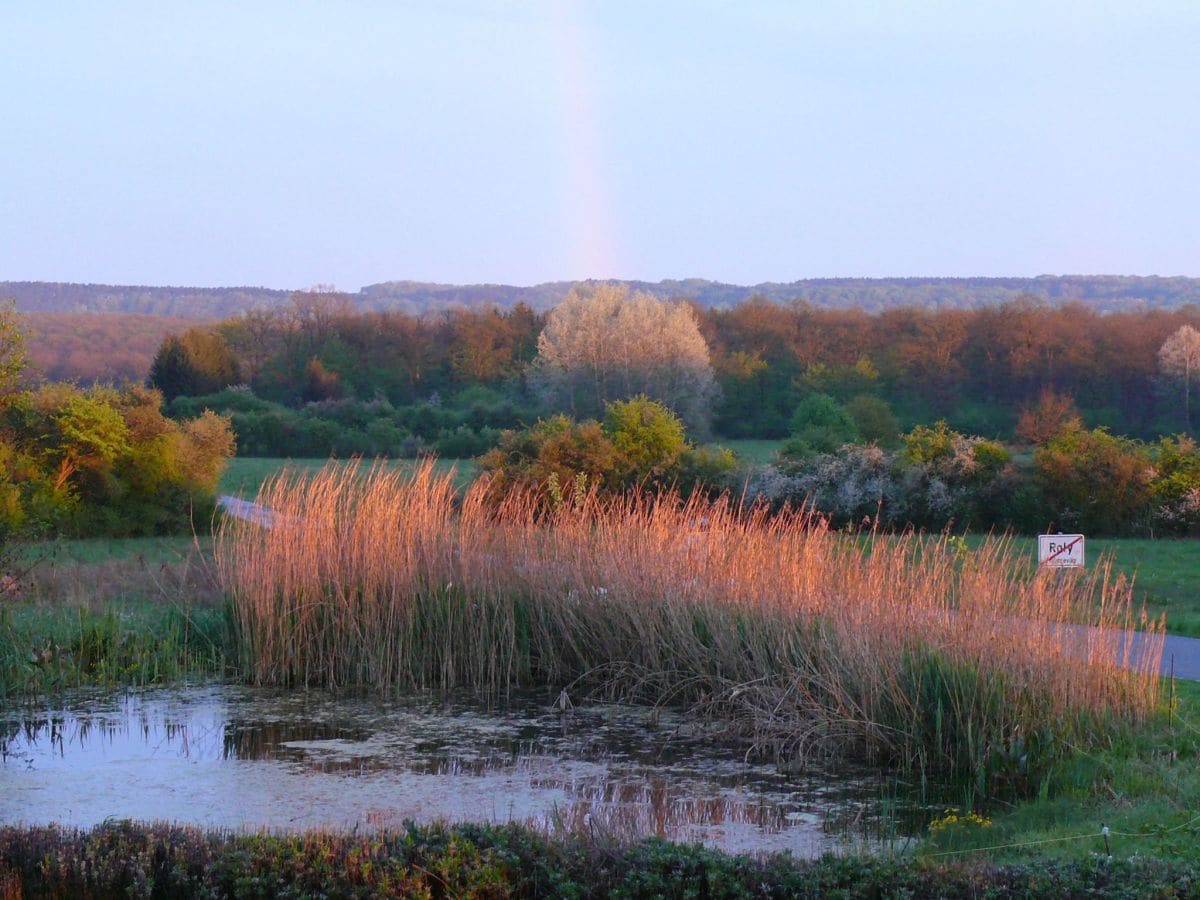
{"left": 215, "top": 461, "right": 1164, "bottom": 790}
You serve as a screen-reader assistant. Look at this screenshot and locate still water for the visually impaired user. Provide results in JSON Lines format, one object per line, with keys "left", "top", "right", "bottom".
{"left": 0, "top": 685, "right": 897, "bottom": 856}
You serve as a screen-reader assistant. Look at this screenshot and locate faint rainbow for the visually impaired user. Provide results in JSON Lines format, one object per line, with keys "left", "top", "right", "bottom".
{"left": 549, "top": 4, "right": 620, "bottom": 279}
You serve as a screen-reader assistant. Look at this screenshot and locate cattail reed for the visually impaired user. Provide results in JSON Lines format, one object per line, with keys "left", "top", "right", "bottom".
{"left": 216, "top": 460, "right": 1164, "bottom": 788}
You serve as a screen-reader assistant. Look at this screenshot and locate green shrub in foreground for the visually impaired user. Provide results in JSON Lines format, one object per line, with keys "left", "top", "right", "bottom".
{"left": 2, "top": 820, "right": 1198, "bottom": 899}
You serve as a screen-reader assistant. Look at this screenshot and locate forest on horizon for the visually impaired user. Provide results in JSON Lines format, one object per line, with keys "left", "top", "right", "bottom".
{"left": 7, "top": 273, "right": 1200, "bottom": 319}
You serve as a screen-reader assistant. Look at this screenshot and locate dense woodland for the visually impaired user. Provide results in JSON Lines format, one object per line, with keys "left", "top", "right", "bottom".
{"left": 7, "top": 286, "right": 1200, "bottom": 537}
{"left": 23, "top": 312, "right": 206, "bottom": 384}
{"left": 9, "top": 274, "right": 1200, "bottom": 318}
{"left": 134, "top": 291, "right": 1200, "bottom": 442}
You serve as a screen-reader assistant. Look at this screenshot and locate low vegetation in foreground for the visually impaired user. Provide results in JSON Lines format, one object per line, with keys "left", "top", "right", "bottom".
{"left": 217, "top": 461, "right": 1163, "bottom": 799}
{"left": 0, "top": 535, "right": 226, "bottom": 698}
{"left": 4, "top": 458, "right": 1196, "bottom": 888}
{"left": 3, "top": 819, "right": 1200, "bottom": 899}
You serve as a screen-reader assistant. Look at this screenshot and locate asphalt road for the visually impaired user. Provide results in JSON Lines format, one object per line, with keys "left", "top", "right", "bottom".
{"left": 1156, "top": 634, "right": 1200, "bottom": 681}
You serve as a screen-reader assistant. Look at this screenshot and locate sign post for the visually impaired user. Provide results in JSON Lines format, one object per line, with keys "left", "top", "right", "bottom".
{"left": 1037, "top": 534, "right": 1085, "bottom": 569}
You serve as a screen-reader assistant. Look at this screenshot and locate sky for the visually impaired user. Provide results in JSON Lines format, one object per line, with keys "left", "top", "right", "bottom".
{"left": 1, "top": 1, "right": 1198, "bottom": 289}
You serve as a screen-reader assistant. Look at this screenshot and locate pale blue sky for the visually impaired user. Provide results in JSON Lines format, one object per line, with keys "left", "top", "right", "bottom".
{"left": 1, "top": 1, "right": 1197, "bottom": 288}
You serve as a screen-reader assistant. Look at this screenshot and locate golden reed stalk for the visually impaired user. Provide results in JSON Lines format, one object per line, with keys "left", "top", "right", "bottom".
{"left": 215, "top": 460, "right": 1164, "bottom": 782}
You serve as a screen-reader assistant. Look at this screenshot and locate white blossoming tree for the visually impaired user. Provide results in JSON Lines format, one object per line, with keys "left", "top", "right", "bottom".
{"left": 529, "top": 283, "right": 717, "bottom": 434}
{"left": 1159, "top": 324, "right": 1200, "bottom": 429}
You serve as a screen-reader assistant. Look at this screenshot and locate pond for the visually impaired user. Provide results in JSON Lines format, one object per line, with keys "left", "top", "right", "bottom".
{"left": 0, "top": 685, "right": 903, "bottom": 856}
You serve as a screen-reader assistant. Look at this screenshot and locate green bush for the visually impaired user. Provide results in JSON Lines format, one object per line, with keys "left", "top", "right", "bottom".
{"left": 603, "top": 395, "right": 689, "bottom": 483}
{"left": 168, "top": 386, "right": 274, "bottom": 418}
{"left": 782, "top": 393, "right": 860, "bottom": 458}
{"left": 481, "top": 400, "right": 735, "bottom": 502}
{"left": 845, "top": 394, "right": 901, "bottom": 447}
{"left": 1035, "top": 425, "right": 1154, "bottom": 534}
{"left": 0, "top": 385, "right": 234, "bottom": 538}
{"left": 435, "top": 425, "right": 500, "bottom": 459}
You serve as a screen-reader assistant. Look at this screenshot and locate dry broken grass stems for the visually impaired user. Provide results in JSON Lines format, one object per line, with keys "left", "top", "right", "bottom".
{"left": 216, "top": 461, "right": 1164, "bottom": 787}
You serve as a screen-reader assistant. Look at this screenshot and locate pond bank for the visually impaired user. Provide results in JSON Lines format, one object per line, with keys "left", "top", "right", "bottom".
{"left": 2, "top": 819, "right": 1197, "bottom": 899}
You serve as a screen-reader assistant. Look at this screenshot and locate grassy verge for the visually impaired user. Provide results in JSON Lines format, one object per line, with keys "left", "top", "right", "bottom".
{"left": 0, "top": 598, "right": 230, "bottom": 699}
{"left": 0, "top": 535, "right": 228, "bottom": 698}
{"left": 920, "top": 679, "right": 1200, "bottom": 863}
{"left": 2, "top": 820, "right": 1198, "bottom": 899}
{"left": 1088, "top": 538, "right": 1200, "bottom": 637}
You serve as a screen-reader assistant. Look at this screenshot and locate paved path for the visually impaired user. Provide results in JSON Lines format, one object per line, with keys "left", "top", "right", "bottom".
{"left": 1158, "top": 634, "right": 1200, "bottom": 681}
{"left": 216, "top": 494, "right": 1200, "bottom": 681}
{"left": 1039, "top": 622, "right": 1200, "bottom": 682}
{"left": 217, "top": 495, "right": 281, "bottom": 528}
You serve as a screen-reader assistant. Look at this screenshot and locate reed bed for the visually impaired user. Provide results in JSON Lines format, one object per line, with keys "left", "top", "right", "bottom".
{"left": 215, "top": 461, "right": 1164, "bottom": 790}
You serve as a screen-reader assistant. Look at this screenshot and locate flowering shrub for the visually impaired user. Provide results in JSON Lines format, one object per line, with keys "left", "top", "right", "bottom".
{"left": 1149, "top": 436, "right": 1200, "bottom": 536}
{"left": 754, "top": 424, "right": 1015, "bottom": 531}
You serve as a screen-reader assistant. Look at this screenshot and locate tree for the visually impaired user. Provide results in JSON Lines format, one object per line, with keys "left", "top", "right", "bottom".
{"left": 1034, "top": 425, "right": 1154, "bottom": 534}
{"left": 529, "top": 283, "right": 717, "bottom": 434}
{"left": 147, "top": 335, "right": 192, "bottom": 400}
{"left": 0, "top": 300, "right": 27, "bottom": 396}
{"left": 1158, "top": 324, "right": 1200, "bottom": 429}
{"left": 1015, "top": 388, "right": 1082, "bottom": 445}
{"left": 220, "top": 308, "right": 281, "bottom": 385}
{"left": 148, "top": 328, "right": 241, "bottom": 401}
{"left": 781, "top": 393, "right": 859, "bottom": 459}
{"left": 845, "top": 394, "right": 900, "bottom": 447}
{"left": 448, "top": 306, "right": 540, "bottom": 385}
{"left": 303, "top": 357, "right": 342, "bottom": 402}
{"left": 603, "top": 396, "right": 688, "bottom": 483}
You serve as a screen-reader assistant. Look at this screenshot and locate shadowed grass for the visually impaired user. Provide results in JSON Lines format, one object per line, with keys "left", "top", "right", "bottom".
{"left": 1, "top": 536, "right": 227, "bottom": 697}
{"left": 921, "top": 680, "right": 1200, "bottom": 861}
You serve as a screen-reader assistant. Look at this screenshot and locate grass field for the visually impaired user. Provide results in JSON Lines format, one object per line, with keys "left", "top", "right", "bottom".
{"left": 218, "top": 455, "right": 479, "bottom": 498}
{"left": 713, "top": 438, "right": 784, "bottom": 465}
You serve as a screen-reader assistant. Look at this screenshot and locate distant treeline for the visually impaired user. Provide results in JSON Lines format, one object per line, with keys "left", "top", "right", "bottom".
{"left": 8, "top": 273, "right": 1200, "bottom": 318}
{"left": 137, "top": 294, "right": 1200, "bottom": 442}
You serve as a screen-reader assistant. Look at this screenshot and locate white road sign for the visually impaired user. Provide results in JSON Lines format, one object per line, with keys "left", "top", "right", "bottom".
{"left": 1038, "top": 534, "right": 1085, "bottom": 568}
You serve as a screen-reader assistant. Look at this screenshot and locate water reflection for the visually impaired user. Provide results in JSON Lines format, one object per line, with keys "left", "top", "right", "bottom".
{"left": 0, "top": 686, "right": 895, "bottom": 856}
